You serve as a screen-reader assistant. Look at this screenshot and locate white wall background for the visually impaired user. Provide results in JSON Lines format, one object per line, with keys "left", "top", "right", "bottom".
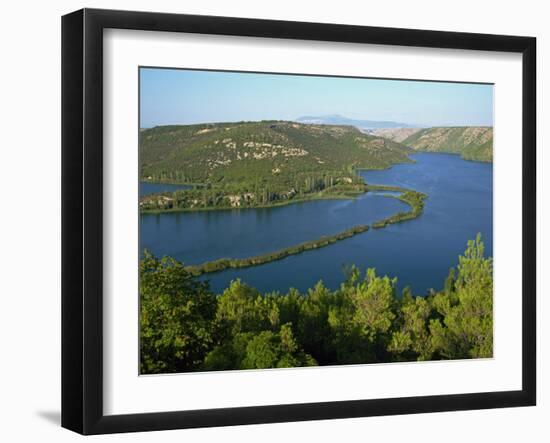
{"left": 0, "top": 0, "right": 546, "bottom": 441}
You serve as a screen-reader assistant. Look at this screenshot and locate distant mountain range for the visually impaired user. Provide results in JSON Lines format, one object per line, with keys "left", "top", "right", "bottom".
{"left": 295, "top": 114, "right": 417, "bottom": 130}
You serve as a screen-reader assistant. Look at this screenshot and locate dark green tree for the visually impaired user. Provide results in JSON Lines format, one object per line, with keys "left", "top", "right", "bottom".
{"left": 216, "top": 279, "right": 279, "bottom": 336}
{"left": 430, "top": 234, "right": 493, "bottom": 359}
{"left": 203, "top": 324, "right": 316, "bottom": 370}
{"left": 140, "top": 251, "right": 217, "bottom": 373}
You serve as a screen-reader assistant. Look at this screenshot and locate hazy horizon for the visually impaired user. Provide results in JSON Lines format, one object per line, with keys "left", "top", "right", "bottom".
{"left": 139, "top": 119, "right": 495, "bottom": 130}
{"left": 140, "top": 68, "right": 494, "bottom": 129}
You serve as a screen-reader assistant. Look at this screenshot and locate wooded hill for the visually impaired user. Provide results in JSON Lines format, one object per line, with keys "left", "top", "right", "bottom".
{"left": 139, "top": 121, "right": 414, "bottom": 187}
{"left": 401, "top": 127, "right": 493, "bottom": 162}
{"left": 371, "top": 126, "right": 493, "bottom": 162}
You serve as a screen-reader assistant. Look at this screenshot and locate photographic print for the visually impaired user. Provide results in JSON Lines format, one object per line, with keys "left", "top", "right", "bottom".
{"left": 138, "top": 68, "right": 494, "bottom": 375}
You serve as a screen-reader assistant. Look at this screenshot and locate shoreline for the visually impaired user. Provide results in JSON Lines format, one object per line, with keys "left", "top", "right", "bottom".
{"left": 182, "top": 186, "right": 427, "bottom": 276}
{"left": 405, "top": 150, "right": 493, "bottom": 164}
{"left": 140, "top": 168, "right": 429, "bottom": 276}
{"left": 140, "top": 189, "right": 366, "bottom": 214}
{"left": 185, "top": 224, "right": 370, "bottom": 276}
{"left": 139, "top": 153, "right": 488, "bottom": 215}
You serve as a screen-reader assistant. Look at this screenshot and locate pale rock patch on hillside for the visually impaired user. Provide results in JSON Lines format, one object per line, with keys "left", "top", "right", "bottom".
{"left": 242, "top": 141, "right": 308, "bottom": 159}
{"left": 371, "top": 127, "right": 422, "bottom": 142}
{"left": 195, "top": 128, "right": 215, "bottom": 135}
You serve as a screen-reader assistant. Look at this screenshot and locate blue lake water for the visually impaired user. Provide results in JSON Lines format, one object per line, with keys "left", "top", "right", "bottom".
{"left": 140, "top": 153, "right": 493, "bottom": 295}
{"left": 140, "top": 182, "right": 192, "bottom": 197}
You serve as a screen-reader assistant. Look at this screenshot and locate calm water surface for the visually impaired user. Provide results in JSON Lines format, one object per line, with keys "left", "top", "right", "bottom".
{"left": 140, "top": 153, "right": 493, "bottom": 295}
{"left": 140, "top": 182, "right": 191, "bottom": 197}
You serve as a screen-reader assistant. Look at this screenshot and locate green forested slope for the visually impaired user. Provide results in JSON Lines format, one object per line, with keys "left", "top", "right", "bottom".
{"left": 139, "top": 121, "right": 414, "bottom": 186}
{"left": 402, "top": 127, "right": 493, "bottom": 162}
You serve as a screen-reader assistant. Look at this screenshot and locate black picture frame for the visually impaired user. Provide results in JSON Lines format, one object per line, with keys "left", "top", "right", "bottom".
{"left": 62, "top": 8, "right": 536, "bottom": 435}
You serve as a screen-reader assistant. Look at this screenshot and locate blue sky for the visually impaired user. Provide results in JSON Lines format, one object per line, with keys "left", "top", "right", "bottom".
{"left": 140, "top": 68, "right": 493, "bottom": 128}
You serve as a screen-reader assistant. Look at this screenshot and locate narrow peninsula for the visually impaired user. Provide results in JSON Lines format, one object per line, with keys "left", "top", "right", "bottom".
{"left": 138, "top": 121, "right": 437, "bottom": 273}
